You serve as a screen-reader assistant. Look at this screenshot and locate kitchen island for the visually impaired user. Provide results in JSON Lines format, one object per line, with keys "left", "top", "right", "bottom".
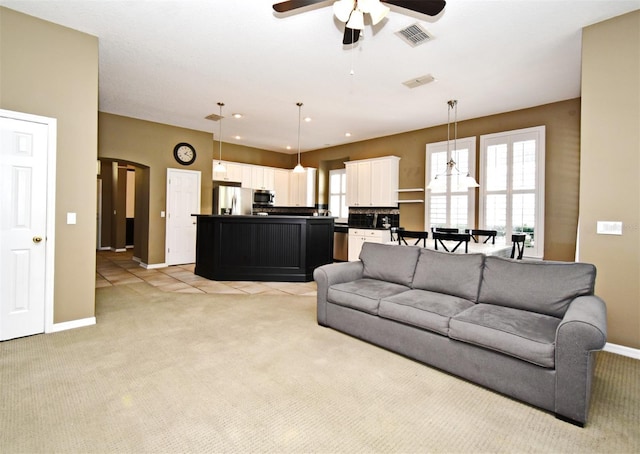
{"left": 194, "top": 215, "right": 334, "bottom": 282}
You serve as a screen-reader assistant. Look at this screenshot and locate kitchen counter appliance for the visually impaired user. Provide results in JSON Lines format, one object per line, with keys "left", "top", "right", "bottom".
{"left": 213, "top": 185, "right": 253, "bottom": 215}
{"left": 333, "top": 223, "right": 349, "bottom": 261}
{"left": 253, "top": 189, "right": 275, "bottom": 207}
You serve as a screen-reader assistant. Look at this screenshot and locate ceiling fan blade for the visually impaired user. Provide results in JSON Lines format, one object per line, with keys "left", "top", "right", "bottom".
{"left": 342, "top": 27, "right": 361, "bottom": 45}
{"left": 273, "top": 0, "right": 328, "bottom": 13}
{"left": 381, "top": 0, "right": 446, "bottom": 16}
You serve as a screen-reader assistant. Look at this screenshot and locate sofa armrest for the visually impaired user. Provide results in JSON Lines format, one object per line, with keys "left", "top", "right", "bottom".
{"left": 555, "top": 295, "right": 607, "bottom": 425}
{"left": 314, "top": 261, "right": 364, "bottom": 326}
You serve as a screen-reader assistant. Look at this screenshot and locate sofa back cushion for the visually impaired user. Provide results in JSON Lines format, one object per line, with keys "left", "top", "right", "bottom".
{"left": 360, "top": 243, "right": 420, "bottom": 287}
{"left": 478, "top": 256, "right": 596, "bottom": 318}
{"left": 412, "top": 249, "right": 485, "bottom": 302}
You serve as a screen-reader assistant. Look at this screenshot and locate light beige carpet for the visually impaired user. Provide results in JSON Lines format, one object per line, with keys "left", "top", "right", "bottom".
{"left": 1, "top": 282, "right": 638, "bottom": 453}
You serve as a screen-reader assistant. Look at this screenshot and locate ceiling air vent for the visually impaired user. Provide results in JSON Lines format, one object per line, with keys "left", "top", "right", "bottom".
{"left": 395, "top": 23, "right": 433, "bottom": 47}
{"left": 205, "top": 113, "right": 223, "bottom": 121}
{"left": 402, "top": 73, "right": 436, "bottom": 89}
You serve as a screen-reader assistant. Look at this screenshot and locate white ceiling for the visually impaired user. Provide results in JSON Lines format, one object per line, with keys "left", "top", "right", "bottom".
{"left": 2, "top": 0, "right": 638, "bottom": 153}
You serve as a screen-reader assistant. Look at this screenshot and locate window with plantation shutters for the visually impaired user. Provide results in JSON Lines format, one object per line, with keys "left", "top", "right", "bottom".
{"left": 425, "top": 137, "right": 477, "bottom": 231}
{"left": 479, "top": 126, "right": 545, "bottom": 258}
{"left": 329, "top": 168, "right": 348, "bottom": 221}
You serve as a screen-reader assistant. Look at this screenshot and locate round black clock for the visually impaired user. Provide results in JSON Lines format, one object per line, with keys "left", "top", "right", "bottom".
{"left": 173, "top": 142, "right": 196, "bottom": 165}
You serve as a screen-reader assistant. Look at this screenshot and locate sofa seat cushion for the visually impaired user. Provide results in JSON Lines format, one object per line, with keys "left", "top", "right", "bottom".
{"left": 360, "top": 243, "right": 421, "bottom": 287}
{"left": 328, "top": 279, "right": 410, "bottom": 315}
{"left": 449, "top": 304, "right": 561, "bottom": 368}
{"left": 379, "top": 289, "right": 475, "bottom": 335}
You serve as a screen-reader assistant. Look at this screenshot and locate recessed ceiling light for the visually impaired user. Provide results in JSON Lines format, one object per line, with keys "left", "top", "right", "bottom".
{"left": 232, "top": 113, "right": 243, "bottom": 118}
{"left": 286, "top": 145, "right": 292, "bottom": 150}
{"left": 304, "top": 117, "right": 312, "bottom": 122}
{"left": 234, "top": 135, "right": 241, "bottom": 140}
{"left": 345, "top": 132, "right": 352, "bottom": 137}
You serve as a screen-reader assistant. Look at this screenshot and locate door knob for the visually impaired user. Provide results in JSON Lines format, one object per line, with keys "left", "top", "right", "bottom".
{"left": 33, "top": 236, "right": 43, "bottom": 243}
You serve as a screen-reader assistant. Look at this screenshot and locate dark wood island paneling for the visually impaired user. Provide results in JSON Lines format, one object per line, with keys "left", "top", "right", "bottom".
{"left": 194, "top": 215, "right": 334, "bottom": 282}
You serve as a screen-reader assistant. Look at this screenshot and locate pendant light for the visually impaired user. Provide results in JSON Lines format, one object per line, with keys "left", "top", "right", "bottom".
{"left": 293, "top": 102, "right": 305, "bottom": 173}
{"left": 427, "top": 100, "right": 479, "bottom": 190}
{"left": 213, "top": 102, "right": 226, "bottom": 173}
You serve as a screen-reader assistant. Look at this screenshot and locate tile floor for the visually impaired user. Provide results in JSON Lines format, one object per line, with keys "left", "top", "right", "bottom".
{"left": 96, "top": 249, "right": 317, "bottom": 297}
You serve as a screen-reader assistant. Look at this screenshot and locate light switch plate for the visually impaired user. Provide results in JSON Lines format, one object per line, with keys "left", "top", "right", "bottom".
{"left": 161, "top": 211, "right": 166, "bottom": 218}
{"left": 67, "top": 212, "right": 77, "bottom": 225}
{"left": 596, "top": 221, "right": 622, "bottom": 235}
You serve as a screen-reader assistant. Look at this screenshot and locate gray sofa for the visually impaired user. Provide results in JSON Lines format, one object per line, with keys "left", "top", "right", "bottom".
{"left": 313, "top": 242, "right": 607, "bottom": 426}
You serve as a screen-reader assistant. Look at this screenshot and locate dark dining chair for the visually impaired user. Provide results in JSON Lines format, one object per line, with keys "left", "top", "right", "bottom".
{"left": 431, "top": 227, "right": 459, "bottom": 234}
{"left": 390, "top": 227, "right": 403, "bottom": 244}
{"left": 398, "top": 230, "right": 429, "bottom": 247}
{"left": 465, "top": 229, "right": 498, "bottom": 244}
{"left": 433, "top": 232, "right": 471, "bottom": 253}
{"left": 511, "top": 233, "right": 526, "bottom": 259}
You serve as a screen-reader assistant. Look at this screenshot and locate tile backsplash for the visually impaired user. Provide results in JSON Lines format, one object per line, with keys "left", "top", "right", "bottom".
{"left": 348, "top": 208, "right": 400, "bottom": 229}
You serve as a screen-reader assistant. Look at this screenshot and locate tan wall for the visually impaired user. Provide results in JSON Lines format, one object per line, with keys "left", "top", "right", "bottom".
{"left": 0, "top": 8, "right": 98, "bottom": 324}
{"left": 580, "top": 11, "right": 640, "bottom": 349}
{"left": 304, "top": 99, "right": 582, "bottom": 261}
{"left": 98, "top": 112, "right": 292, "bottom": 265}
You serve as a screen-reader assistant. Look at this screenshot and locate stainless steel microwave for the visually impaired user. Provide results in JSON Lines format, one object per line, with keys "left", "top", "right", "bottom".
{"left": 253, "top": 189, "right": 275, "bottom": 206}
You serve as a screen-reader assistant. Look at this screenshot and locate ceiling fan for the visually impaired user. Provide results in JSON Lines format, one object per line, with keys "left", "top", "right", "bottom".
{"left": 273, "top": 0, "right": 446, "bottom": 45}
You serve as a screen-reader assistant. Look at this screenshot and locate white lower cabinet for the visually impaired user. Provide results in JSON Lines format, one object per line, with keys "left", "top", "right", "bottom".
{"left": 348, "top": 228, "right": 392, "bottom": 261}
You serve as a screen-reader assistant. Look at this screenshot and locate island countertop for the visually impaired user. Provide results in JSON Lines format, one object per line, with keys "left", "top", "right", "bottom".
{"left": 192, "top": 214, "right": 335, "bottom": 219}
{"left": 194, "top": 215, "right": 334, "bottom": 282}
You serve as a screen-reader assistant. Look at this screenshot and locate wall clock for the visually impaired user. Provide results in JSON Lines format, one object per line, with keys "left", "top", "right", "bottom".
{"left": 173, "top": 142, "right": 196, "bottom": 165}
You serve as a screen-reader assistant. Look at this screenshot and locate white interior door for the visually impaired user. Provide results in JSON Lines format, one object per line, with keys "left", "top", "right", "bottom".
{"left": 0, "top": 113, "right": 52, "bottom": 341}
{"left": 165, "top": 168, "right": 201, "bottom": 266}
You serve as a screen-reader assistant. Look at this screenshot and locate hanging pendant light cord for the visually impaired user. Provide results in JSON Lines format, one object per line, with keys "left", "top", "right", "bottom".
{"left": 297, "top": 102, "right": 302, "bottom": 166}
{"left": 217, "top": 102, "right": 224, "bottom": 162}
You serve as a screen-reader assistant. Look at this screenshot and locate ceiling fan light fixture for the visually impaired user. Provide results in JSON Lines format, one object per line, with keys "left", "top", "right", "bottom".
{"left": 359, "top": 0, "right": 390, "bottom": 25}
{"left": 346, "top": 9, "right": 365, "bottom": 30}
{"left": 333, "top": 0, "right": 355, "bottom": 22}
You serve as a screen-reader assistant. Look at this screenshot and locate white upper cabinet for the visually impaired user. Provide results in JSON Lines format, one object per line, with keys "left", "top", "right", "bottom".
{"left": 252, "top": 166, "right": 275, "bottom": 190}
{"left": 273, "top": 169, "right": 290, "bottom": 206}
{"left": 212, "top": 161, "right": 316, "bottom": 206}
{"left": 213, "top": 161, "right": 239, "bottom": 183}
{"left": 289, "top": 168, "right": 317, "bottom": 207}
{"left": 213, "top": 161, "right": 253, "bottom": 188}
{"left": 345, "top": 156, "right": 399, "bottom": 207}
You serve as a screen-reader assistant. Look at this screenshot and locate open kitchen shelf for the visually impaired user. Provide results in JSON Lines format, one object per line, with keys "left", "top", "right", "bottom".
{"left": 396, "top": 188, "right": 424, "bottom": 203}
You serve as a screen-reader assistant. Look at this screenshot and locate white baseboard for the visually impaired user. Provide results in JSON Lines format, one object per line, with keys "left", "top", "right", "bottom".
{"left": 604, "top": 342, "right": 640, "bottom": 360}
{"left": 111, "top": 248, "right": 127, "bottom": 252}
{"left": 47, "top": 316, "right": 96, "bottom": 334}
{"left": 141, "top": 262, "right": 167, "bottom": 269}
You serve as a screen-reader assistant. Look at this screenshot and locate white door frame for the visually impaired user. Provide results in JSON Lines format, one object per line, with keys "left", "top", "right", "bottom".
{"left": 0, "top": 109, "right": 57, "bottom": 335}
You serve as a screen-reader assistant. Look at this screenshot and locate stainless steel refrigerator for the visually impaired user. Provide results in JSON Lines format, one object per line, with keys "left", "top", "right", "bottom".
{"left": 213, "top": 185, "right": 253, "bottom": 215}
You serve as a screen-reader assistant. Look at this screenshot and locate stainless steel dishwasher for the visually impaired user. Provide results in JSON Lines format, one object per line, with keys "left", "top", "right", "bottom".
{"left": 333, "top": 224, "right": 349, "bottom": 261}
